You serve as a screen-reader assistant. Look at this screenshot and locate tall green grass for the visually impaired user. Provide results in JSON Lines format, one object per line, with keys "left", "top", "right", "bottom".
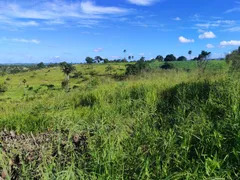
{"left": 1, "top": 62, "right": 239, "bottom": 179}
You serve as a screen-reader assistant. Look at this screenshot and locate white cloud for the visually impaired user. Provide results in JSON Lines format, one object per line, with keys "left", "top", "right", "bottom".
{"left": 225, "top": 27, "right": 240, "bottom": 32}
{"left": 139, "top": 53, "right": 145, "bottom": 56}
{"left": 127, "top": 0, "right": 159, "bottom": 6}
{"left": 206, "top": 44, "right": 214, "bottom": 48}
{"left": 225, "top": 8, "right": 240, "bottom": 13}
{"left": 220, "top": 40, "right": 240, "bottom": 46}
{"left": 196, "top": 23, "right": 219, "bottom": 29}
{"left": 179, "top": 36, "right": 194, "bottom": 43}
{"left": 0, "top": 1, "right": 130, "bottom": 28}
{"left": 94, "top": 48, "right": 104, "bottom": 52}
{"left": 81, "top": 1, "right": 128, "bottom": 14}
{"left": 12, "top": 38, "right": 40, "bottom": 44}
{"left": 173, "top": 17, "right": 181, "bottom": 21}
{"left": 199, "top": 31, "right": 216, "bottom": 39}
{"left": 1, "top": 37, "right": 40, "bottom": 44}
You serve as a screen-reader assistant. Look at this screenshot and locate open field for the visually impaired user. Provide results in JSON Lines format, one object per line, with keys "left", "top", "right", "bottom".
{"left": 1, "top": 60, "right": 240, "bottom": 179}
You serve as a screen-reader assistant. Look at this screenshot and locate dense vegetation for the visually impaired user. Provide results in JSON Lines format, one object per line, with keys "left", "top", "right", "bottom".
{"left": 0, "top": 48, "right": 240, "bottom": 179}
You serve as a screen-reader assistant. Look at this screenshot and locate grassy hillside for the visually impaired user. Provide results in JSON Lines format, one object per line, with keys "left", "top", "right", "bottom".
{"left": 2, "top": 60, "right": 240, "bottom": 179}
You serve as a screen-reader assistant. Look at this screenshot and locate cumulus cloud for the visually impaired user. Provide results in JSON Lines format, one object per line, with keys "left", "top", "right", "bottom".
{"left": 206, "top": 44, "right": 214, "bottom": 48}
{"left": 199, "top": 31, "right": 216, "bottom": 39}
{"left": 94, "top": 48, "right": 104, "bottom": 52}
{"left": 173, "top": 17, "right": 181, "bottom": 21}
{"left": 179, "top": 36, "right": 194, "bottom": 43}
{"left": 127, "top": 0, "right": 159, "bottom": 6}
{"left": 220, "top": 40, "right": 240, "bottom": 46}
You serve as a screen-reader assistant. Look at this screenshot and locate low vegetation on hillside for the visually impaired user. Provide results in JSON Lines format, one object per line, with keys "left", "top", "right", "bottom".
{"left": 0, "top": 47, "right": 240, "bottom": 179}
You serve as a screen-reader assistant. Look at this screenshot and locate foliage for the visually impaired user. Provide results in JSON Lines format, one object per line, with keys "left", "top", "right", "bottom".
{"left": 125, "top": 60, "right": 150, "bottom": 75}
{"left": 105, "top": 65, "right": 114, "bottom": 75}
{"left": 37, "top": 62, "right": 46, "bottom": 69}
{"left": 164, "top": 54, "right": 176, "bottom": 61}
{"left": 156, "top": 55, "right": 164, "bottom": 61}
{"left": 197, "top": 50, "right": 211, "bottom": 74}
{"left": 0, "top": 61, "right": 237, "bottom": 179}
{"left": 0, "top": 83, "right": 7, "bottom": 93}
{"left": 177, "top": 56, "right": 187, "bottom": 61}
{"left": 226, "top": 47, "right": 240, "bottom": 71}
{"left": 85, "top": 57, "right": 94, "bottom": 64}
{"left": 160, "top": 62, "right": 175, "bottom": 69}
{"left": 59, "top": 62, "right": 76, "bottom": 76}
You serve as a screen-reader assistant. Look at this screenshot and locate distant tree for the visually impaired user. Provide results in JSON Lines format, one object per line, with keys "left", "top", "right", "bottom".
{"left": 85, "top": 57, "right": 94, "bottom": 64}
{"left": 160, "top": 62, "right": 175, "bottom": 70}
{"left": 177, "top": 56, "right": 187, "bottom": 61}
{"left": 188, "top": 50, "right": 192, "bottom": 60}
{"left": 125, "top": 60, "right": 150, "bottom": 75}
{"left": 94, "top": 56, "right": 103, "bottom": 63}
{"left": 128, "top": 56, "right": 131, "bottom": 61}
{"left": 123, "top": 49, "right": 127, "bottom": 60}
{"left": 156, "top": 55, "right": 164, "bottom": 62}
{"left": 59, "top": 62, "right": 76, "bottom": 91}
{"left": 37, "top": 62, "right": 45, "bottom": 69}
{"left": 197, "top": 50, "right": 211, "bottom": 74}
{"left": 103, "top": 58, "right": 109, "bottom": 63}
{"left": 132, "top": 56, "right": 134, "bottom": 60}
{"left": 164, "top": 54, "right": 176, "bottom": 61}
{"left": 139, "top": 56, "right": 145, "bottom": 62}
{"left": 226, "top": 47, "right": 240, "bottom": 71}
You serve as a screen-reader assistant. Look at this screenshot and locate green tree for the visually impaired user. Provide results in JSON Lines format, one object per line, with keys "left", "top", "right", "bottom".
{"left": 197, "top": 51, "right": 211, "bottom": 74}
{"left": 123, "top": 49, "right": 127, "bottom": 60}
{"left": 94, "top": 56, "right": 103, "bottom": 63}
{"left": 226, "top": 47, "right": 240, "bottom": 71}
{"left": 103, "top": 58, "right": 109, "bottom": 63}
{"left": 37, "top": 62, "right": 45, "bottom": 69}
{"left": 156, "top": 55, "right": 163, "bottom": 61}
{"left": 128, "top": 56, "right": 131, "bottom": 61}
{"left": 139, "top": 56, "right": 145, "bottom": 62}
{"left": 177, "top": 56, "right": 187, "bottom": 61}
{"left": 164, "top": 54, "right": 176, "bottom": 61}
{"left": 85, "top": 57, "right": 93, "bottom": 64}
{"left": 188, "top": 50, "right": 192, "bottom": 60}
{"left": 59, "top": 62, "right": 76, "bottom": 91}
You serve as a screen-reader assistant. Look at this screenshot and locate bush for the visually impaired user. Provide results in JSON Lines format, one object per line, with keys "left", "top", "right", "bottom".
{"left": 226, "top": 48, "right": 240, "bottom": 71}
{"left": 0, "top": 83, "right": 7, "bottom": 93}
{"left": 125, "top": 61, "right": 150, "bottom": 75}
{"left": 160, "top": 62, "right": 175, "bottom": 70}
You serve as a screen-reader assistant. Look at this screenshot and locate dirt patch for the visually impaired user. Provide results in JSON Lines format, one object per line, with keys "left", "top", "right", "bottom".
{"left": 0, "top": 130, "right": 88, "bottom": 179}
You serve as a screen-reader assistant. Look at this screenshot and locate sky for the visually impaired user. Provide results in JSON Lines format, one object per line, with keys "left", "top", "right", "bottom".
{"left": 0, "top": 0, "right": 240, "bottom": 63}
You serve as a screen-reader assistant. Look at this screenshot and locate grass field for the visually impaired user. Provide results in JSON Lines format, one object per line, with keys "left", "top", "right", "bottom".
{"left": 1, "top": 60, "right": 240, "bottom": 179}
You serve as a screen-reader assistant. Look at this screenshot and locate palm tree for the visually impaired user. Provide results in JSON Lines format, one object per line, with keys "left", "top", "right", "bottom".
{"left": 128, "top": 56, "right": 131, "bottom": 61}
{"left": 59, "top": 62, "right": 76, "bottom": 91}
{"left": 123, "top": 49, "right": 126, "bottom": 60}
{"left": 188, "top": 50, "right": 192, "bottom": 60}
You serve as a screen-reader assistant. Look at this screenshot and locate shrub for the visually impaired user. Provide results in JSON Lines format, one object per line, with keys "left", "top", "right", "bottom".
{"left": 0, "top": 83, "right": 7, "bottom": 93}
{"left": 226, "top": 48, "right": 240, "bottom": 71}
{"left": 125, "top": 60, "right": 150, "bottom": 75}
{"left": 160, "top": 62, "right": 175, "bottom": 70}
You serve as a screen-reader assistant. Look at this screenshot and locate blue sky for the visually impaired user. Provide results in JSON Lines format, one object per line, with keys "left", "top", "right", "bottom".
{"left": 0, "top": 0, "right": 240, "bottom": 63}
